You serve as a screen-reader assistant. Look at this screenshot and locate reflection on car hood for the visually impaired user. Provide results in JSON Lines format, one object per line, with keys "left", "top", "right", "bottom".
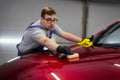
{"left": 0, "top": 46, "right": 120, "bottom": 80}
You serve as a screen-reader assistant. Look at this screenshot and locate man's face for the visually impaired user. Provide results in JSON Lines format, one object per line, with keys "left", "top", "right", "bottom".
{"left": 41, "top": 14, "right": 58, "bottom": 30}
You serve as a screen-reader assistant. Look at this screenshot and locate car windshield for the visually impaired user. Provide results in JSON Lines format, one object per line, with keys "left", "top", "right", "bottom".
{"left": 94, "top": 22, "right": 120, "bottom": 49}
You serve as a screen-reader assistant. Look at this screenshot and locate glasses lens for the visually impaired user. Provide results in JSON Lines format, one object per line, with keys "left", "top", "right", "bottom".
{"left": 43, "top": 17, "right": 58, "bottom": 23}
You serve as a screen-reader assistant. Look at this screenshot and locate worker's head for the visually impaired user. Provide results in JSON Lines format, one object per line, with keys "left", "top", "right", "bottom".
{"left": 40, "top": 6, "right": 58, "bottom": 30}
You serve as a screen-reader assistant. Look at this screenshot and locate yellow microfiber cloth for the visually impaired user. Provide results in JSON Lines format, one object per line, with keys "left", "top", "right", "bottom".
{"left": 77, "top": 38, "right": 93, "bottom": 47}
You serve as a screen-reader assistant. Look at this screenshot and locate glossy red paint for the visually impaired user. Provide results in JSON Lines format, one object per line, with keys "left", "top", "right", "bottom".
{"left": 0, "top": 46, "right": 120, "bottom": 80}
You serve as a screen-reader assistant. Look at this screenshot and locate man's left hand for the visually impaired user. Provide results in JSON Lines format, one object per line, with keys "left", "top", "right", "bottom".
{"left": 77, "top": 38, "right": 93, "bottom": 47}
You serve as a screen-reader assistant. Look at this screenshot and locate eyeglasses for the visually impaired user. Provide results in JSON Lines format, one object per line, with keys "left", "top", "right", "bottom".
{"left": 43, "top": 17, "right": 58, "bottom": 23}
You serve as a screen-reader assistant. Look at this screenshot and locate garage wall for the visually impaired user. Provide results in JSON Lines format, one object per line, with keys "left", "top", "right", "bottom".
{"left": 87, "top": 1, "right": 120, "bottom": 37}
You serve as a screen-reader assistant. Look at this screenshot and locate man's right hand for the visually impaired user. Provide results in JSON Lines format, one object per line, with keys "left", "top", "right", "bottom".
{"left": 56, "top": 46, "right": 74, "bottom": 55}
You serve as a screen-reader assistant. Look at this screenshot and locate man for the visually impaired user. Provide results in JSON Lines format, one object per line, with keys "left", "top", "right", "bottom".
{"left": 17, "top": 6, "right": 82, "bottom": 57}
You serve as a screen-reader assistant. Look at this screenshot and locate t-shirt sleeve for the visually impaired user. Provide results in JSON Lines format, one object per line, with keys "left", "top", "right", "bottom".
{"left": 30, "top": 28, "right": 46, "bottom": 41}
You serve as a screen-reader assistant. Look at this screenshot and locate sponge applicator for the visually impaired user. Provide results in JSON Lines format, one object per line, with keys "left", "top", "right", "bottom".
{"left": 67, "top": 53, "right": 79, "bottom": 60}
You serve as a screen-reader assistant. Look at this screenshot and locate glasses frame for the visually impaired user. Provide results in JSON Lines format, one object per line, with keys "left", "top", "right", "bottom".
{"left": 42, "top": 17, "right": 58, "bottom": 23}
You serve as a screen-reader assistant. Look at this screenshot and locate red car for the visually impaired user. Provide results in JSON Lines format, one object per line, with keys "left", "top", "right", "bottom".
{"left": 0, "top": 20, "right": 120, "bottom": 80}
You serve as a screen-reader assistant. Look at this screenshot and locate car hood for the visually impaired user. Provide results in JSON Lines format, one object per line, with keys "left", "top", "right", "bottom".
{"left": 50, "top": 46, "right": 120, "bottom": 80}
{"left": 0, "top": 46, "right": 120, "bottom": 80}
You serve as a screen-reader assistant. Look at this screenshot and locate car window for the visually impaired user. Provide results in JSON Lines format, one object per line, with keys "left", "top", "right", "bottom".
{"left": 98, "top": 26, "right": 120, "bottom": 44}
{"left": 95, "top": 22, "right": 120, "bottom": 48}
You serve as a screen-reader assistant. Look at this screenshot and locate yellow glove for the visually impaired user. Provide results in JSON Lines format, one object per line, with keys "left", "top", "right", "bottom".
{"left": 77, "top": 38, "right": 93, "bottom": 47}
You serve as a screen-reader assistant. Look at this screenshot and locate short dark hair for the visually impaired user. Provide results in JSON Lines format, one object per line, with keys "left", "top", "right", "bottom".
{"left": 41, "top": 7, "right": 56, "bottom": 18}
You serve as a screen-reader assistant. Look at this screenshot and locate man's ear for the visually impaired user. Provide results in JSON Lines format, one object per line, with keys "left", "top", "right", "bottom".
{"left": 40, "top": 17, "right": 44, "bottom": 22}
{"left": 40, "top": 17, "right": 43, "bottom": 20}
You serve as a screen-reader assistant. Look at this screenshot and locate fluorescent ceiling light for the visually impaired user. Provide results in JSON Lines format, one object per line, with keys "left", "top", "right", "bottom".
{"left": 51, "top": 72, "right": 61, "bottom": 80}
{"left": 114, "top": 63, "right": 120, "bottom": 67}
{"left": 7, "top": 56, "right": 21, "bottom": 63}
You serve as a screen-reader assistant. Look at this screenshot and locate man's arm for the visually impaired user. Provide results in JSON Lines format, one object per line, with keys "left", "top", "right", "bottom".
{"left": 36, "top": 36, "right": 74, "bottom": 55}
{"left": 60, "top": 32, "right": 82, "bottom": 43}
{"left": 37, "top": 36, "right": 59, "bottom": 51}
